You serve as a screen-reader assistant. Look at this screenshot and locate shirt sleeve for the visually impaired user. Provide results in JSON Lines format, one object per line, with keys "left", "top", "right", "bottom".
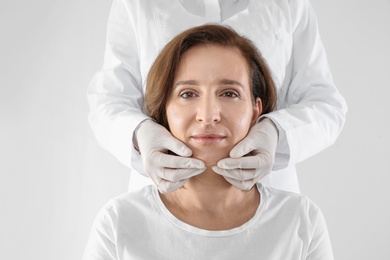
{"left": 266, "top": 0, "right": 348, "bottom": 170}
{"left": 305, "top": 200, "right": 334, "bottom": 260}
{"left": 82, "top": 202, "right": 118, "bottom": 260}
{"left": 87, "top": 0, "right": 149, "bottom": 173}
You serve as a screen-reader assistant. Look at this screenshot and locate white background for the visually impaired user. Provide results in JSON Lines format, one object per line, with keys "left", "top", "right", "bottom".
{"left": 1, "top": 0, "right": 389, "bottom": 259}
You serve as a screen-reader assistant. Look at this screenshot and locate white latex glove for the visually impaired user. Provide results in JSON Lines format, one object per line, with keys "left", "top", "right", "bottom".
{"left": 212, "top": 118, "right": 278, "bottom": 190}
{"left": 136, "top": 120, "right": 206, "bottom": 194}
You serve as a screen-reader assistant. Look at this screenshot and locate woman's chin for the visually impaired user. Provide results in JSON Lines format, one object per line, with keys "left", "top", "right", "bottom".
{"left": 192, "top": 150, "right": 229, "bottom": 167}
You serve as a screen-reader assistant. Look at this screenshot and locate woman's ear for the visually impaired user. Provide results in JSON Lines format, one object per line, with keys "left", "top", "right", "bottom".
{"left": 251, "top": 98, "right": 262, "bottom": 126}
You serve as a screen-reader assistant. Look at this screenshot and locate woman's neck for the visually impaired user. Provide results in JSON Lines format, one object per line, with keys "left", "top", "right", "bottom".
{"left": 159, "top": 167, "right": 260, "bottom": 230}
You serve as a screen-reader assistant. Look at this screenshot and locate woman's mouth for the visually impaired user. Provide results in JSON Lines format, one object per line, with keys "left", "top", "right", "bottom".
{"left": 191, "top": 134, "right": 226, "bottom": 145}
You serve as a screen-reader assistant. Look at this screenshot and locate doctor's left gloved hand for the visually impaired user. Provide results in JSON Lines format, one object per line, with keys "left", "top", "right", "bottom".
{"left": 212, "top": 118, "right": 278, "bottom": 190}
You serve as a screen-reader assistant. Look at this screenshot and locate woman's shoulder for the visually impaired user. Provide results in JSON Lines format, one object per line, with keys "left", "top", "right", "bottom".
{"left": 98, "top": 185, "right": 157, "bottom": 219}
{"left": 259, "top": 183, "right": 322, "bottom": 219}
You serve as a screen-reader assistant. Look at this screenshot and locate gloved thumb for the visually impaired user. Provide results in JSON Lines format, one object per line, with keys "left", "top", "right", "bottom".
{"left": 229, "top": 136, "right": 257, "bottom": 158}
{"left": 161, "top": 134, "right": 193, "bottom": 157}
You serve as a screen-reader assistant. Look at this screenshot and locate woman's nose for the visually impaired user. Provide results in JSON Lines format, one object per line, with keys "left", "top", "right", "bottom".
{"left": 196, "top": 98, "right": 221, "bottom": 124}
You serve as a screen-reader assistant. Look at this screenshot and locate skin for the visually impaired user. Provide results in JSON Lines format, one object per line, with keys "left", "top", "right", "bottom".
{"left": 161, "top": 45, "right": 262, "bottom": 230}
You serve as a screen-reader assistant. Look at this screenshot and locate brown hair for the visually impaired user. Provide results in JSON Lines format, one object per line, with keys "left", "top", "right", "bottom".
{"left": 145, "top": 24, "right": 277, "bottom": 129}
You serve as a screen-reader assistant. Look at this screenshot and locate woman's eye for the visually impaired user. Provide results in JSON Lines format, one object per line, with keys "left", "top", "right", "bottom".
{"left": 221, "top": 91, "right": 239, "bottom": 98}
{"left": 180, "top": 92, "right": 196, "bottom": 99}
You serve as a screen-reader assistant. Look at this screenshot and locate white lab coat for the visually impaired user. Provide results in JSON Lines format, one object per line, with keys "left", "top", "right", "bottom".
{"left": 88, "top": 0, "right": 347, "bottom": 193}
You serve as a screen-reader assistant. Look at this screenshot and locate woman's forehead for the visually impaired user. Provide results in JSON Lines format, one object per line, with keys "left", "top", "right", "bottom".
{"left": 172, "top": 46, "right": 250, "bottom": 93}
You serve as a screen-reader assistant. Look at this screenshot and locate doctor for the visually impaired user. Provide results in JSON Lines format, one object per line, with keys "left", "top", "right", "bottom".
{"left": 88, "top": 0, "right": 347, "bottom": 194}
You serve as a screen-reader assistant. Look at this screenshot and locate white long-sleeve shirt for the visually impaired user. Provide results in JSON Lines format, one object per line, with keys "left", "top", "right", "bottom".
{"left": 88, "top": 0, "right": 347, "bottom": 193}
{"left": 82, "top": 183, "right": 334, "bottom": 260}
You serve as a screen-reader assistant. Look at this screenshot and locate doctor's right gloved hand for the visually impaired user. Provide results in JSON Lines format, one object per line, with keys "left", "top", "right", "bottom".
{"left": 135, "top": 119, "right": 206, "bottom": 194}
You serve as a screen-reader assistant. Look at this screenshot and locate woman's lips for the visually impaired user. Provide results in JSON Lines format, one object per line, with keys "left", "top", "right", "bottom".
{"left": 191, "top": 134, "right": 226, "bottom": 145}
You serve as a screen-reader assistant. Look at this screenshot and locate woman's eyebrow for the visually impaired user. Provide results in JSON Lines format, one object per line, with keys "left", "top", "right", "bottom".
{"left": 173, "top": 79, "right": 244, "bottom": 88}
{"left": 219, "top": 79, "right": 244, "bottom": 89}
{"left": 173, "top": 80, "right": 198, "bottom": 88}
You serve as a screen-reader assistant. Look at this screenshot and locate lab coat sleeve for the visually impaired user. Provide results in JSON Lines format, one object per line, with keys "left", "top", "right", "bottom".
{"left": 266, "top": 0, "right": 347, "bottom": 170}
{"left": 82, "top": 202, "right": 118, "bottom": 260}
{"left": 87, "top": 0, "right": 148, "bottom": 173}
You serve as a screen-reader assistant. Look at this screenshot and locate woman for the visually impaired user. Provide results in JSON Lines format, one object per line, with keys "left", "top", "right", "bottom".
{"left": 88, "top": 0, "right": 347, "bottom": 194}
{"left": 83, "top": 25, "right": 333, "bottom": 260}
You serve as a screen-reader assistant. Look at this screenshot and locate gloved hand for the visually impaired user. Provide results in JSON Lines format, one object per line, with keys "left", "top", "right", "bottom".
{"left": 212, "top": 118, "right": 278, "bottom": 190}
{"left": 136, "top": 119, "right": 206, "bottom": 194}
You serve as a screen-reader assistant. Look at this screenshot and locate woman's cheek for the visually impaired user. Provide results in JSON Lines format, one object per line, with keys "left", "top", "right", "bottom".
{"left": 167, "top": 104, "right": 188, "bottom": 141}
{"left": 233, "top": 108, "right": 253, "bottom": 139}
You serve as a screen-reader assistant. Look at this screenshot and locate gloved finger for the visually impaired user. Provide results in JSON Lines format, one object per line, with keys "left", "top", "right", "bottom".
{"left": 217, "top": 153, "right": 273, "bottom": 170}
{"left": 154, "top": 152, "right": 205, "bottom": 169}
{"left": 229, "top": 137, "right": 258, "bottom": 158}
{"left": 160, "top": 136, "right": 193, "bottom": 157}
{"left": 223, "top": 176, "right": 256, "bottom": 191}
{"left": 147, "top": 173, "right": 162, "bottom": 190}
{"left": 230, "top": 119, "right": 278, "bottom": 158}
{"left": 161, "top": 167, "right": 205, "bottom": 182}
{"left": 212, "top": 166, "right": 257, "bottom": 181}
{"left": 158, "top": 179, "right": 189, "bottom": 194}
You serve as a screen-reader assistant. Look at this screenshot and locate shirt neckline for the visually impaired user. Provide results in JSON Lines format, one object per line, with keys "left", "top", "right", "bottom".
{"left": 151, "top": 182, "right": 266, "bottom": 237}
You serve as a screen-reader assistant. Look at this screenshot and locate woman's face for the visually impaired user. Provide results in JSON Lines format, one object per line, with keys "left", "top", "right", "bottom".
{"left": 166, "top": 45, "right": 261, "bottom": 166}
